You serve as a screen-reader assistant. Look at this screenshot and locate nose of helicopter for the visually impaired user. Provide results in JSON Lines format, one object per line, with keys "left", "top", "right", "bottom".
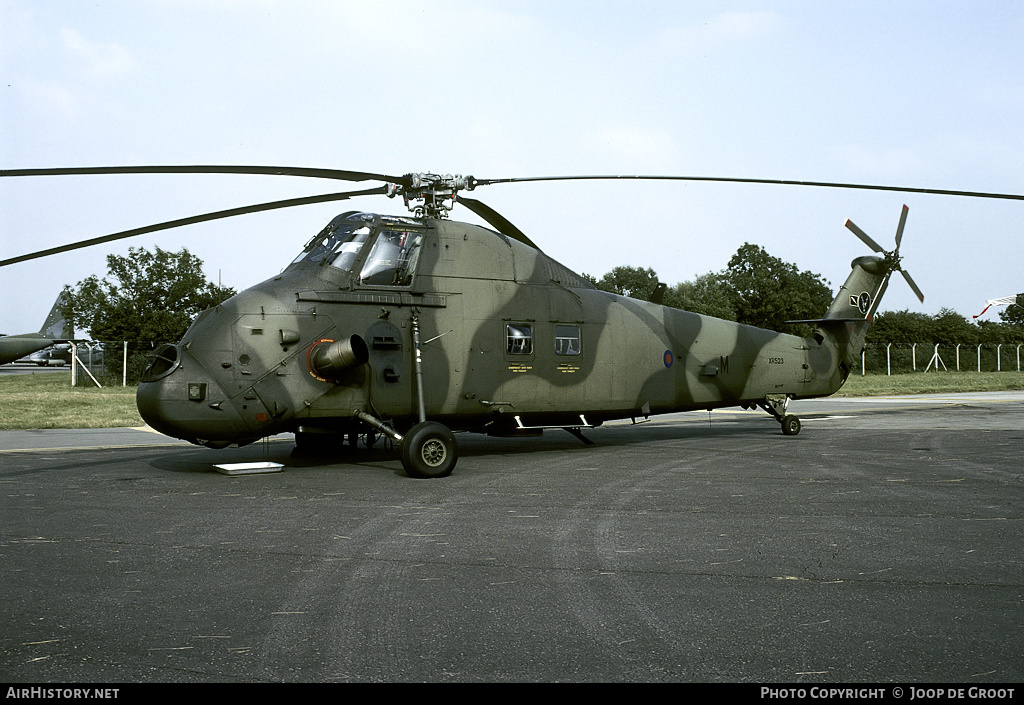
{"left": 137, "top": 344, "right": 257, "bottom": 448}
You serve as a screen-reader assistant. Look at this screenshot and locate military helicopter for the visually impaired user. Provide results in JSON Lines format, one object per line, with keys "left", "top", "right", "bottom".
{"left": 2, "top": 166, "right": 1021, "bottom": 477}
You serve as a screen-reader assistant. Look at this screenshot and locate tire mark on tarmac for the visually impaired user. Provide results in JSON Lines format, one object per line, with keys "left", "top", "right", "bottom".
{"left": 251, "top": 490, "right": 446, "bottom": 681}
{"left": 549, "top": 452, "right": 697, "bottom": 676}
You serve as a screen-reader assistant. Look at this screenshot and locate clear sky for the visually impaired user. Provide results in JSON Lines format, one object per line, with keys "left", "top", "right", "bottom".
{"left": 2, "top": 0, "right": 1022, "bottom": 336}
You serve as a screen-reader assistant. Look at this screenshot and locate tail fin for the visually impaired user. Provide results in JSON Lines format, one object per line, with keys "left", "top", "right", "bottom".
{"left": 793, "top": 205, "right": 923, "bottom": 378}
{"left": 814, "top": 255, "right": 893, "bottom": 375}
{"left": 38, "top": 293, "right": 74, "bottom": 340}
{"left": 824, "top": 255, "right": 894, "bottom": 322}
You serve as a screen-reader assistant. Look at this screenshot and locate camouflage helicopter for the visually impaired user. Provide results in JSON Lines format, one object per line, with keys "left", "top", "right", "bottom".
{"left": 2, "top": 166, "right": 1021, "bottom": 478}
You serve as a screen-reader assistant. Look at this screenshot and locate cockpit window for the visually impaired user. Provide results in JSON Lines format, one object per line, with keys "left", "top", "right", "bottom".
{"left": 359, "top": 229, "right": 424, "bottom": 287}
{"left": 291, "top": 214, "right": 424, "bottom": 287}
{"left": 291, "top": 213, "right": 372, "bottom": 270}
{"left": 325, "top": 226, "right": 371, "bottom": 270}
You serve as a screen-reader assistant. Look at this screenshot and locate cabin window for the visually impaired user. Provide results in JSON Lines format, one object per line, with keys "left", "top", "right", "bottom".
{"left": 359, "top": 229, "right": 424, "bottom": 286}
{"left": 554, "top": 324, "right": 581, "bottom": 355}
{"left": 506, "top": 324, "right": 533, "bottom": 355}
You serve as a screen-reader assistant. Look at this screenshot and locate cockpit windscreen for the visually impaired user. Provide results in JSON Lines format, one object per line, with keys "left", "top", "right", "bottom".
{"left": 292, "top": 213, "right": 371, "bottom": 270}
{"left": 291, "top": 213, "right": 424, "bottom": 287}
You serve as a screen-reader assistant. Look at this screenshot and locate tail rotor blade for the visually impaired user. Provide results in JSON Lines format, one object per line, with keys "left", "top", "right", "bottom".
{"left": 901, "top": 270, "right": 925, "bottom": 303}
{"left": 894, "top": 204, "right": 909, "bottom": 249}
{"left": 845, "top": 219, "right": 885, "bottom": 253}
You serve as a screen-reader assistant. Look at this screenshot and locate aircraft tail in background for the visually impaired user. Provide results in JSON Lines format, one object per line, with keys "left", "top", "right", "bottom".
{"left": 38, "top": 292, "right": 74, "bottom": 340}
{"left": 0, "top": 293, "right": 75, "bottom": 365}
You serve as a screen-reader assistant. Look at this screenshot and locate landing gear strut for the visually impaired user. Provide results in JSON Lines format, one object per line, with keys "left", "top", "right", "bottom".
{"left": 758, "top": 395, "right": 801, "bottom": 436}
{"left": 395, "top": 313, "right": 458, "bottom": 478}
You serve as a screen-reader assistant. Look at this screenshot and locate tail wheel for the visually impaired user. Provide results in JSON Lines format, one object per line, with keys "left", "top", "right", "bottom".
{"left": 401, "top": 421, "right": 458, "bottom": 478}
{"left": 781, "top": 415, "right": 801, "bottom": 436}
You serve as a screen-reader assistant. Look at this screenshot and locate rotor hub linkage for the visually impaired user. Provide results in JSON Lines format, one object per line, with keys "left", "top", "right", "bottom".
{"left": 386, "top": 173, "right": 476, "bottom": 218}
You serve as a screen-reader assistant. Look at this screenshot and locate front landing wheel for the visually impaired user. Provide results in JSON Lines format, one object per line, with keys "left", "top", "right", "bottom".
{"left": 781, "top": 414, "right": 801, "bottom": 436}
{"left": 401, "top": 421, "right": 458, "bottom": 478}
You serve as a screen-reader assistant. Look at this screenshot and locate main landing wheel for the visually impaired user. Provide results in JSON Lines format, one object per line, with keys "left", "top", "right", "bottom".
{"left": 781, "top": 414, "right": 801, "bottom": 436}
{"left": 401, "top": 421, "right": 458, "bottom": 478}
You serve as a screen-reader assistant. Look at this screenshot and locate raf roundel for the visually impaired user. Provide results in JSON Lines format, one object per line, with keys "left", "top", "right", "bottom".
{"left": 663, "top": 350, "right": 674, "bottom": 368}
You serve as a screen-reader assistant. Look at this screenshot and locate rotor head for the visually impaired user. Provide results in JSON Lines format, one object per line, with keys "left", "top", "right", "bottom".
{"left": 386, "top": 173, "right": 477, "bottom": 218}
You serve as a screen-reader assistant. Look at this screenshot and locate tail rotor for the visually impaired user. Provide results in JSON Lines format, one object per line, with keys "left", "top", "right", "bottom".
{"left": 845, "top": 204, "right": 924, "bottom": 303}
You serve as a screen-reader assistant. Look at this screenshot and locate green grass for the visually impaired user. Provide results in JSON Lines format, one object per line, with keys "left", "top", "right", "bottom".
{"left": 1, "top": 369, "right": 1022, "bottom": 431}
{"left": 841, "top": 370, "right": 1024, "bottom": 396}
{"left": 0, "top": 372, "right": 143, "bottom": 430}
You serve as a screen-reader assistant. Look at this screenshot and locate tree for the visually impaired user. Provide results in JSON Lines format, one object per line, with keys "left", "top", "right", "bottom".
{"left": 62, "top": 246, "right": 235, "bottom": 381}
{"left": 976, "top": 318, "right": 1024, "bottom": 345}
{"left": 866, "top": 310, "right": 932, "bottom": 345}
{"left": 998, "top": 294, "right": 1024, "bottom": 327}
{"left": 663, "top": 273, "right": 736, "bottom": 320}
{"left": 585, "top": 246, "right": 833, "bottom": 330}
{"left": 721, "top": 243, "right": 833, "bottom": 334}
{"left": 929, "top": 308, "right": 980, "bottom": 345}
{"left": 592, "top": 265, "right": 662, "bottom": 302}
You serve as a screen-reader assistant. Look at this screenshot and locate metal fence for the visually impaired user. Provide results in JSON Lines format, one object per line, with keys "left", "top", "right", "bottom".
{"left": 64, "top": 340, "right": 1024, "bottom": 386}
{"left": 861, "top": 342, "right": 1024, "bottom": 375}
{"left": 68, "top": 340, "right": 164, "bottom": 387}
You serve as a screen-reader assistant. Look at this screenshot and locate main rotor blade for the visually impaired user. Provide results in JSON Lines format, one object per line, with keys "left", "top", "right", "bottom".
{"left": 0, "top": 187, "right": 387, "bottom": 268}
{"left": 0, "top": 165, "right": 412, "bottom": 187}
{"left": 472, "top": 175, "right": 1024, "bottom": 201}
{"left": 901, "top": 269, "right": 925, "bottom": 303}
{"left": 10, "top": 169, "right": 1021, "bottom": 201}
{"left": 844, "top": 219, "right": 885, "bottom": 253}
{"left": 455, "top": 196, "right": 539, "bottom": 249}
{"left": 894, "top": 204, "right": 909, "bottom": 248}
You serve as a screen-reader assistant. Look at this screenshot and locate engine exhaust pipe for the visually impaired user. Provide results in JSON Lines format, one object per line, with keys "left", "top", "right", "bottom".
{"left": 309, "top": 335, "right": 369, "bottom": 379}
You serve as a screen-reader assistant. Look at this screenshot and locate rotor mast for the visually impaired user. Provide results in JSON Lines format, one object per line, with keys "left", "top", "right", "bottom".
{"left": 387, "top": 173, "right": 477, "bottom": 218}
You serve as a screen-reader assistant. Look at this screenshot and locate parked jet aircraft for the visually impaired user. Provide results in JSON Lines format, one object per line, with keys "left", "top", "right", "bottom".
{"left": 0, "top": 294, "right": 73, "bottom": 365}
